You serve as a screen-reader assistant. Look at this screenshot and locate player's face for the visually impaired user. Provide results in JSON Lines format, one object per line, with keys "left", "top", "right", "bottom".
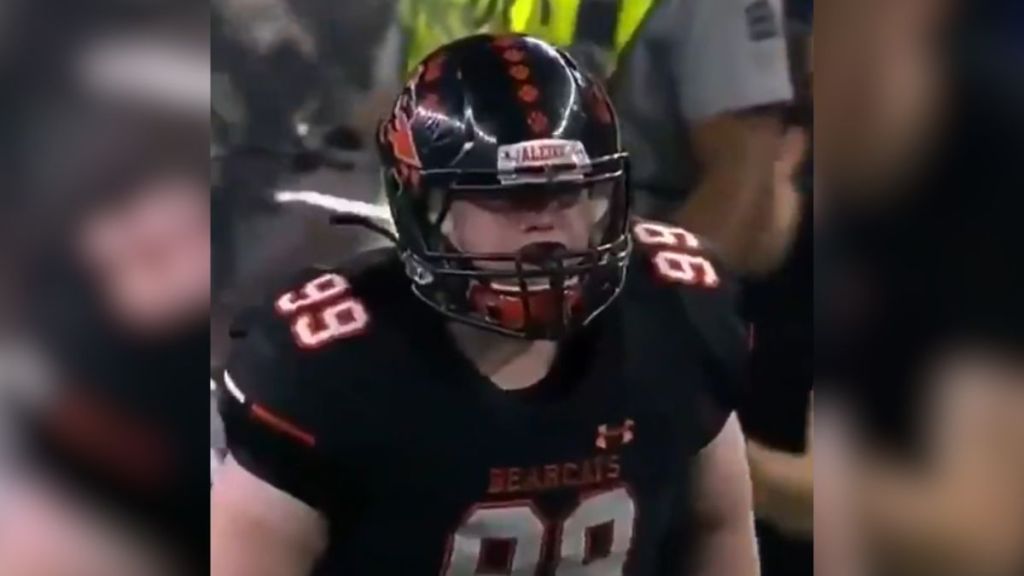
{"left": 445, "top": 182, "right": 612, "bottom": 270}
{"left": 78, "top": 173, "right": 209, "bottom": 336}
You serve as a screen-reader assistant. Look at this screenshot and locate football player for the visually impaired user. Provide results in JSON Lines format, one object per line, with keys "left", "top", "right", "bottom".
{"left": 213, "top": 35, "right": 758, "bottom": 576}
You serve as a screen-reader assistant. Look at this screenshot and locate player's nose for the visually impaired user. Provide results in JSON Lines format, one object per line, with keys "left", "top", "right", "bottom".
{"left": 516, "top": 206, "right": 558, "bottom": 233}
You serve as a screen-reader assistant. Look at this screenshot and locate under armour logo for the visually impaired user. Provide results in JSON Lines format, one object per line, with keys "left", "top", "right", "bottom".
{"left": 595, "top": 419, "right": 635, "bottom": 450}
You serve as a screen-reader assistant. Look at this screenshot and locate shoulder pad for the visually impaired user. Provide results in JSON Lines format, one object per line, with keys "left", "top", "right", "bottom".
{"left": 626, "top": 219, "right": 748, "bottom": 407}
{"left": 231, "top": 249, "right": 402, "bottom": 356}
{"left": 629, "top": 219, "right": 727, "bottom": 291}
{"left": 219, "top": 250, "right": 406, "bottom": 443}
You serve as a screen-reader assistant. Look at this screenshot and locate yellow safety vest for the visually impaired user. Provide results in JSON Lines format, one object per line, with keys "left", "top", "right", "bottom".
{"left": 400, "top": 0, "right": 509, "bottom": 75}
{"left": 402, "top": 0, "right": 655, "bottom": 78}
{"left": 508, "top": 0, "right": 655, "bottom": 76}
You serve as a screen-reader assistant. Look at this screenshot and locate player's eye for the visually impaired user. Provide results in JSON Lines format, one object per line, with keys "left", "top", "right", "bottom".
{"left": 465, "top": 188, "right": 586, "bottom": 213}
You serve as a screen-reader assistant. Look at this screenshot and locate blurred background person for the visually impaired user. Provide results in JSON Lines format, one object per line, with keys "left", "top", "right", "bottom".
{"left": 0, "top": 3, "right": 211, "bottom": 575}
{"left": 816, "top": 0, "right": 1024, "bottom": 574}
{"left": 733, "top": 4, "right": 814, "bottom": 576}
{"left": 609, "top": 0, "right": 803, "bottom": 276}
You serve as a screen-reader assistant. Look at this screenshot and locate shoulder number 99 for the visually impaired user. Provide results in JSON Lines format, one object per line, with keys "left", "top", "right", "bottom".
{"left": 443, "top": 486, "right": 636, "bottom": 575}
{"left": 275, "top": 273, "right": 369, "bottom": 348}
{"left": 633, "top": 221, "right": 719, "bottom": 288}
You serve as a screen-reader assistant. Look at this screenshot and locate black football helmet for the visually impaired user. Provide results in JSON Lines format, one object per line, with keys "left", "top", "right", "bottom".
{"left": 377, "top": 34, "right": 631, "bottom": 340}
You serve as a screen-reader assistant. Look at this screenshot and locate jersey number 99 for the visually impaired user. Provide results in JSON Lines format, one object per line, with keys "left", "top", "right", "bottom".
{"left": 275, "top": 273, "right": 370, "bottom": 348}
{"left": 443, "top": 486, "right": 636, "bottom": 575}
{"left": 633, "top": 221, "right": 719, "bottom": 288}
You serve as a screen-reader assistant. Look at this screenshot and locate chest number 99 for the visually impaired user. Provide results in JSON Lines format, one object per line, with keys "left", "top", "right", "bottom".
{"left": 442, "top": 486, "right": 637, "bottom": 575}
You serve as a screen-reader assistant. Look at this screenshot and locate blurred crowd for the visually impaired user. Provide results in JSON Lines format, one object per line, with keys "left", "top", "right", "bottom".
{"left": 0, "top": 0, "right": 1021, "bottom": 575}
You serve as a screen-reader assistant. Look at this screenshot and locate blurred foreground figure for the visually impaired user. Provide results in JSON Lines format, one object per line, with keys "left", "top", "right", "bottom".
{"left": 0, "top": 10, "right": 210, "bottom": 576}
{"left": 816, "top": 0, "right": 1024, "bottom": 574}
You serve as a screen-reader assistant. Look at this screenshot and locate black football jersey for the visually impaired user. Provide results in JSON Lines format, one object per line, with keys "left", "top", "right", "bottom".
{"left": 218, "top": 220, "right": 747, "bottom": 576}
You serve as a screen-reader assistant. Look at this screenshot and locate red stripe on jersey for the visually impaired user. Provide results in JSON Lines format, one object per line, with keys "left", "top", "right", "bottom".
{"left": 250, "top": 404, "right": 316, "bottom": 447}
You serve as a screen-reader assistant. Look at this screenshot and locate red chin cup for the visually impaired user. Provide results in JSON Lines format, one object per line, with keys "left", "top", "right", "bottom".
{"left": 467, "top": 280, "right": 584, "bottom": 333}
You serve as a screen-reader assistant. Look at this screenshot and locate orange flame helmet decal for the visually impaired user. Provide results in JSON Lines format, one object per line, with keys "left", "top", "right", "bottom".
{"left": 384, "top": 92, "right": 422, "bottom": 168}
